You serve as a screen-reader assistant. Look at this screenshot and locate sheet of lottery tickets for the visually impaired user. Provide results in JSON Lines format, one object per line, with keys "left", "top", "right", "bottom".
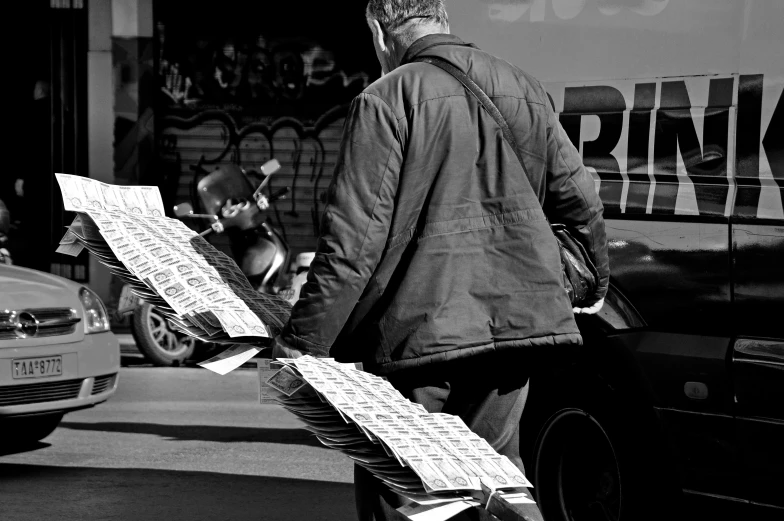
{"left": 259, "top": 356, "right": 535, "bottom": 511}
{"left": 53, "top": 173, "right": 291, "bottom": 343}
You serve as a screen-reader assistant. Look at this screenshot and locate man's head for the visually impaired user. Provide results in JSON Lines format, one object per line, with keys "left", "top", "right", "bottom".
{"left": 366, "top": 0, "right": 449, "bottom": 75}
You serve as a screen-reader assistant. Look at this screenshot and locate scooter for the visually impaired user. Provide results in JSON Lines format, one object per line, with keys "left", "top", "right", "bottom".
{"left": 120, "top": 159, "right": 313, "bottom": 366}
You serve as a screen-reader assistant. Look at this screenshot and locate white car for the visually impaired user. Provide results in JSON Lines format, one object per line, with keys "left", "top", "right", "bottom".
{"left": 0, "top": 264, "right": 119, "bottom": 444}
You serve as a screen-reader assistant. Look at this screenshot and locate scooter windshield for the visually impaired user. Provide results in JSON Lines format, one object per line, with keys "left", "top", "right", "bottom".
{"left": 196, "top": 164, "right": 255, "bottom": 217}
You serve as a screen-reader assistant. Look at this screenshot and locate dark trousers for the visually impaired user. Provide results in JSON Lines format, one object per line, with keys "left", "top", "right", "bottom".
{"left": 355, "top": 352, "right": 531, "bottom": 521}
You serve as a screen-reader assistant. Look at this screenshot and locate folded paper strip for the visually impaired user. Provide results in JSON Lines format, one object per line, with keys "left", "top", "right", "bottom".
{"left": 260, "top": 356, "right": 542, "bottom": 521}
{"left": 53, "top": 173, "right": 292, "bottom": 348}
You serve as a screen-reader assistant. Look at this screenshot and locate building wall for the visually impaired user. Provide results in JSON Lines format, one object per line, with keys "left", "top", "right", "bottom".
{"left": 84, "top": 0, "right": 378, "bottom": 317}
{"left": 153, "top": 0, "right": 379, "bottom": 259}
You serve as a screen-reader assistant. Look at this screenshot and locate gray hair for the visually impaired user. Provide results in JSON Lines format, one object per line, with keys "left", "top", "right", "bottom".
{"left": 366, "top": 0, "right": 448, "bottom": 40}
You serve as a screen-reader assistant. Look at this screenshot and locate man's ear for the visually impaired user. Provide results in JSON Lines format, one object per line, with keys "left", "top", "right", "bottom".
{"left": 369, "top": 18, "right": 387, "bottom": 52}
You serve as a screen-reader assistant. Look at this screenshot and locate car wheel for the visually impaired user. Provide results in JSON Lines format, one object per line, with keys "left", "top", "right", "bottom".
{"left": 131, "top": 302, "right": 196, "bottom": 367}
{"left": 0, "top": 413, "right": 64, "bottom": 445}
{"left": 530, "top": 384, "right": 679, "bottom": 521}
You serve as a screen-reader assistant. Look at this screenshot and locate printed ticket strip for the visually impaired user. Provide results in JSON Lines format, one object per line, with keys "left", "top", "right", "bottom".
{"left": 259, "top": 356, "right": 543, "bottom": 521}
{"left": 53, "top": 173, "right": 292, "bottom": 347}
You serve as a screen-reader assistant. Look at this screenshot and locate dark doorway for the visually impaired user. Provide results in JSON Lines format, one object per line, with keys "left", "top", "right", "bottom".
{"left": 5, "top": 0, "right": 89, "bottom": 280}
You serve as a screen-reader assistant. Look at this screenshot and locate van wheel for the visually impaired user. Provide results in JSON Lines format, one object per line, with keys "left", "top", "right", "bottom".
{"left": 530, "top": 384, "right": 678, "bottom": 521}
{"left": 132, "top": 302, "right": 195, "bottom": 366}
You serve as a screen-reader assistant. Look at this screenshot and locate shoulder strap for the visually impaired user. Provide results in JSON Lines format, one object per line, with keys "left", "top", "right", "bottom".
{"left": 413, "top": 56, "right": 530, "bottom": 178}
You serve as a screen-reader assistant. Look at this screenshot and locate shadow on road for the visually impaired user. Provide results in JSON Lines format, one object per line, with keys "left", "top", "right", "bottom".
{"left": 59, "top": 421, "right": 324, "bottom": 447}
{"left": 120, "top": 355, "right": 153, "bottom": 368}
{"left": 0, "top": 441, "right": 51, "bottom": 457}
{"left": 2, "top": 463, "right": 779, "bottom": 521}
{"left": 0, "top": 463, "right": 355, "bottom": 521}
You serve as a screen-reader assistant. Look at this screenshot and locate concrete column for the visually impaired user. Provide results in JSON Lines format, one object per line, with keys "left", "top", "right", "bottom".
{"left": 111, "top": 0, "right": 155, "bottom": 186}
{"left": 87, "top": 0, "right": 114, "bottom": 302}
{"left": 85, "top": 0, "right": 155, "bottom": 312}
{"left": 109, "top": 0, "right": 155, "bottom": 321}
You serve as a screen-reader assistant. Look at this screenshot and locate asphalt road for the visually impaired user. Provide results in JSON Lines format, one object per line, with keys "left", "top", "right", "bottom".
{"left": 0, "top": 365, "right": 356, "bottom": 521}
{"left": 2, "top": 363, "right": 780, "bottom": 521}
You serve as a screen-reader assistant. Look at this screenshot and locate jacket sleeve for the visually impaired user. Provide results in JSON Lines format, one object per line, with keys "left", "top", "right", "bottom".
{"left": 542, "top": 96, "right": 610, "bottom": 302}
{"left": 280, "top": 93, "right": 402, "bottom": 355}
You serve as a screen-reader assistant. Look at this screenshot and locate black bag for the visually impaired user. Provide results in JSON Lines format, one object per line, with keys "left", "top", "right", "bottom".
{"left": 414, "top": 55, "right": 600, "bottom": 307}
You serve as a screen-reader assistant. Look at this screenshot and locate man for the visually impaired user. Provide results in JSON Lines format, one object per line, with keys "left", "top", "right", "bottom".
{"left": 273, "top": 1, "right": 609, "bottom": 519}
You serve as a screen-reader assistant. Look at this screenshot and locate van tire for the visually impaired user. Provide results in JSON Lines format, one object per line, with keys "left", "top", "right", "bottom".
{"left": 528, "top": 376, "right": 680, "bottom": 521}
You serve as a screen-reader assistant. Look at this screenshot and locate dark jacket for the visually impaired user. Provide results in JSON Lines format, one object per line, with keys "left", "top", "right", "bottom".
{"left": 281, "top": 34, "right": 609, "bottom": 373}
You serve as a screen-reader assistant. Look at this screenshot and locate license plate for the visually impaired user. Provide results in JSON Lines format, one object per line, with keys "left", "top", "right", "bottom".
{"left": 12, "top": 356, "right": 63, "bottom": 379}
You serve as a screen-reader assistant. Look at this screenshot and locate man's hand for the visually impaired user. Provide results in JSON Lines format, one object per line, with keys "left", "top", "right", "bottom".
{"left": 573, "top": 298, "right": 604, "bottom": 315}
{"left": 271, "top": 335, "right": 307, "bottom": 359}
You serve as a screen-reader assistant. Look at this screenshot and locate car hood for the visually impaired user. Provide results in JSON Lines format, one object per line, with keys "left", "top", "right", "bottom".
{"left": 0, "top": 264, "right": 83, "bottom": 311}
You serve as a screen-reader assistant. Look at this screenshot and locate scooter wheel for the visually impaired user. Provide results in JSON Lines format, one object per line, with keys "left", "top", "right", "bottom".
{"left": 131, "top": 302, "right": 196, "bottom": 367}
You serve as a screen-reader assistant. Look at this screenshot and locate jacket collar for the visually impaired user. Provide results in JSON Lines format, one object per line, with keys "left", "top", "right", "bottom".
{"left": 400, "top": 33, "right": 477, "bottom": 66}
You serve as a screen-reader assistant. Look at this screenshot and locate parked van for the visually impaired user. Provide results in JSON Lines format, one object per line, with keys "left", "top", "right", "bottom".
{"left": 448, "top": 0, "right": 782, "bottom": 517}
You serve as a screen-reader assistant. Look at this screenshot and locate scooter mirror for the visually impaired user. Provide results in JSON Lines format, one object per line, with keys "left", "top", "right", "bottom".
{"left": 259, "top": 159, "right": 281, "bottom": 176}
{"left": 173, "top": 202, "right": 194, "bottom": 217}
{"left": 253, "top": 159, "right": 281, "bottom": 200}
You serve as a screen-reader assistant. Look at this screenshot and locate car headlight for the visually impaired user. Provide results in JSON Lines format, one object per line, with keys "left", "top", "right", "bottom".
{"left": 79, "top": 287, "right": 110, "bottom": 334}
